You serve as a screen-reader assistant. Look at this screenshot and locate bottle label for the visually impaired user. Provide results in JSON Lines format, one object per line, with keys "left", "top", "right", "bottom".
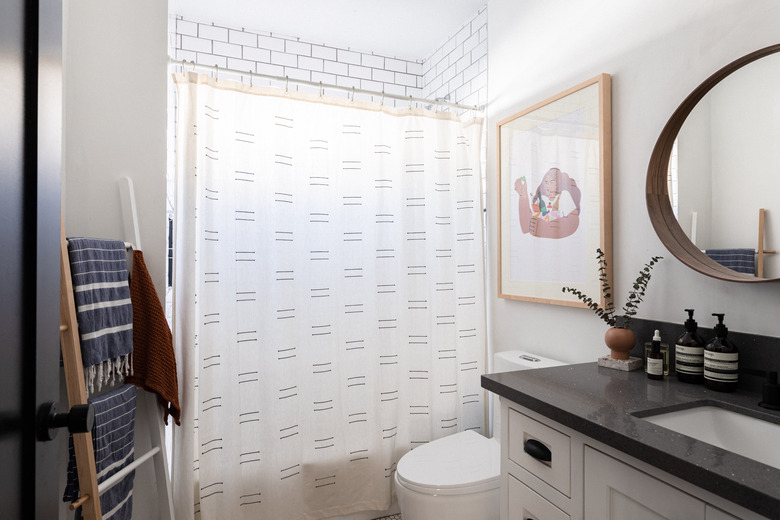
{"left": 704, "top": 351, "right": 738, "bottom": 382}
{"left": 647, "top": 357, "right": 664, "bottom": 376}
{"left": 676, "top": 345, "right": 704, "bottom": 375}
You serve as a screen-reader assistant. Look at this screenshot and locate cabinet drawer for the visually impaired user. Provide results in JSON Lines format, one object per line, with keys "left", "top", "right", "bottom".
{"left": 508, "top": 407, "right": 571, "bottom": 497}
{"left": 508, "top": 473, "right": 569, "bottom": 520}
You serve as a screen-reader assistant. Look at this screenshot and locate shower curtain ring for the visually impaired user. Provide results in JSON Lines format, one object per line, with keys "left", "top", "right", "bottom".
{"left": 350, "top": 86, "right": 355, "bottom": 102}
{"left": 249, "top": 69, "right": 253, "bottom": 87}
{"left": 214, "top": 64, "right": 219, "bottom": 81}
{"left": 319, "top": 81, "right": 323, "bottom": 98}
{"left": 381, "top": 90, "right": 385, "bottom": 106}
{"left": 285, "top": 76, "right": 289, "bottom": 93}
{"left": 409, "top": 95, "right": 413, "bottom": 111}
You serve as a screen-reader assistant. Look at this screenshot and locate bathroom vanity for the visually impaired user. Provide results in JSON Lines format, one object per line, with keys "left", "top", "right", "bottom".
{"left": 482, "top": 363, "right": 780, "bottom": 520}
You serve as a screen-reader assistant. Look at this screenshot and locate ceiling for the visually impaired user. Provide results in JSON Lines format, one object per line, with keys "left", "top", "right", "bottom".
{"left": 172, "top": 0, "right": 486, "bottom": 61}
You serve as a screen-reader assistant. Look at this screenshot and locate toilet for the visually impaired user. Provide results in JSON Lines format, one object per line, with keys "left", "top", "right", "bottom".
{"left": 394, "top": 350, "right": 566, "bottom": 520}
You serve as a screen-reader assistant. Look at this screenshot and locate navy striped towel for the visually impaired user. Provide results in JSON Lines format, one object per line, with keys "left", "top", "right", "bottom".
{"left": 64, "top": 384, "right": 137, "bottom": 520}
{"left": 705, "top": 248, "right": 756, "bottom": 275}
{"left": 67, "top": 238, "right": 133, "bottom": 395}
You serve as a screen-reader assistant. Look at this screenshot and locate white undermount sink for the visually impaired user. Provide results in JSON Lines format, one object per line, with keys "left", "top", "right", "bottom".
{"left": 639, "top": 405, "right": 780, "bottom": 470}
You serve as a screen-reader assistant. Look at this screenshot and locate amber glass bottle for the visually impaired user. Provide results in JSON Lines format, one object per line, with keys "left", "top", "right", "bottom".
{"left": 675, "top": 309, "right": 705, "bottom": 384}
{"left": 646, "top": 330, "right": 664, "bottom": 381}
{"left": 704, "top": 313, "right": 738, "bottom": 392}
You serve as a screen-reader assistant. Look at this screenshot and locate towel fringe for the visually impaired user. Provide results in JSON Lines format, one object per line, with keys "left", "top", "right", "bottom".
{"left": 86, "top": 365, "right": 96, "bottom": 396}
{"left": 85, "top": 353, "right": 135, "bottom": 397}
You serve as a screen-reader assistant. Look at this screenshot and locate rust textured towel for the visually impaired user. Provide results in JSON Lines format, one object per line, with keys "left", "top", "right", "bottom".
{"left": 125, "top": 249, "right": 181, "bottom": 425}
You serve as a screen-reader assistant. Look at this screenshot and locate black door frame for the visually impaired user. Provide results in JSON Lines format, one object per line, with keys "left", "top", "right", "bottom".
{"left": 0, "top": 0, "right": 63, "bottom": 517}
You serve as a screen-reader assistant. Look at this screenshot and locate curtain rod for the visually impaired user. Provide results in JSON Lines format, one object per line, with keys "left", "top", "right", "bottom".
{"left": 168, "top": 58, "right": 484, "bottom": 112}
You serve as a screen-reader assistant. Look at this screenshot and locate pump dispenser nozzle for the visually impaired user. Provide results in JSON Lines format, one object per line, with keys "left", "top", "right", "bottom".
{"left": 712, "top": 313, "right": 728, "bottom": 338}
{"left": 684, "top": 309, "right": 697, "bottom": 331}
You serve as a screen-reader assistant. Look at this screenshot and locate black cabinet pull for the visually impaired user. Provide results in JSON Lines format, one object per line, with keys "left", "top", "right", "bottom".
{"left": 523, "top": 438, "right": 551, "bottom": 462}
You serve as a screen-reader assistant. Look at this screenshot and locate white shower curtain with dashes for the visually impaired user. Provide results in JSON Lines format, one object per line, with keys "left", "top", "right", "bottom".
{"left": 172, "top": 72, "right": 486, "bottom": 520}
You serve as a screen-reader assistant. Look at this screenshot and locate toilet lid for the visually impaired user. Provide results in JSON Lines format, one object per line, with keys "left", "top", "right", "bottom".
{"left": 396, "top": 430, "right": 500, "bottom": 495}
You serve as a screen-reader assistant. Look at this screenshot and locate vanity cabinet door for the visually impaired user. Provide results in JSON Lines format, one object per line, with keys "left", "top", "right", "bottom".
{"left": 507, "top": 473, "right": 569, "bottom": 520}
{"left": 584, "top": 446, "right": 705, "bottom": 520}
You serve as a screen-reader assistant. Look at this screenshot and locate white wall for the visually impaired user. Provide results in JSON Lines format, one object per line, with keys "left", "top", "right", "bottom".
{"left": 487, "top": 0, "right": 780, "bottom": 364}
{"left": 64, "top": 0, "right": 168, "bottom": 305}
{"left": 62, "top": 2, "right": 169, "bottom": 519}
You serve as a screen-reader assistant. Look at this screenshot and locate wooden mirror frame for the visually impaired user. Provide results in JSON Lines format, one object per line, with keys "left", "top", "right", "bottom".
{"left": 646, "top": 43, "right": 780, "bottom": 283}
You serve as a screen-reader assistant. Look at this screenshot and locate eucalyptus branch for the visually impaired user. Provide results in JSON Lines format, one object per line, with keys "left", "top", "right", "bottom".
{"left": 561, "top": 249, "right": 662, "bottom": 329}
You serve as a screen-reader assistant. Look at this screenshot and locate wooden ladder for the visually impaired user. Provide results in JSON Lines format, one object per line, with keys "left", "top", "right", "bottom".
{"left": 59, "top": 207, "right": 175, "bottom": 519}
{"left": 59, "top": 216, "right": 102, "bottom": 519}
{"left": 757, "top": 208, "right": 776, "bottom": 278}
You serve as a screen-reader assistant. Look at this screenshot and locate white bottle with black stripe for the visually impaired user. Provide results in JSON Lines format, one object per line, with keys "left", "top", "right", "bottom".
{"left": 704, "top": 313, "right": 738, "bottom": 392}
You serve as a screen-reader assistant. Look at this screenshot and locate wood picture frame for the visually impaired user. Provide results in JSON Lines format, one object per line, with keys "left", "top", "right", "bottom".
{"left": 497, "top": 74, "right": 612, "bottom": 306}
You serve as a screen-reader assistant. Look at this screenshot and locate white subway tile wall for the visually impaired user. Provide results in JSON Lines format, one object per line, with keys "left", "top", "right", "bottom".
{"left": 173, "top": 17, "right": 424, "bottom": 106}
{"left": 171, "top": 7, "right": 486, "bottom": 111}
{"left": 422, "top": 6, "right": 487, "bottom": 111}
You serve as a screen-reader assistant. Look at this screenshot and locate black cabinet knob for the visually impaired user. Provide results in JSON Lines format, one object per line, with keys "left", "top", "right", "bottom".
{"left": 36, "top": 402, "right": 94, "bottom": 441}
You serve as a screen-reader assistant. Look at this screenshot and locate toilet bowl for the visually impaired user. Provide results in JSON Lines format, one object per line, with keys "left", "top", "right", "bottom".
{"left": 394, "top": 350, "right": 565, "bottom": 520}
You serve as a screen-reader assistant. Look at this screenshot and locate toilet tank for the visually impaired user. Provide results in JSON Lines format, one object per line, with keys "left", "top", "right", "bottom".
{"left": 490, "top": 350, "right": 567, "bottom": 441}
{"left": 493, "top": 350, "right": 566, "bottom": 373}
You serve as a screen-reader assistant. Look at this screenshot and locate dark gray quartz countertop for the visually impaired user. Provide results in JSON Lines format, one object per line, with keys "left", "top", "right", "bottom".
{"left": 482, "top": 362, "right": 780, "bottom": 519}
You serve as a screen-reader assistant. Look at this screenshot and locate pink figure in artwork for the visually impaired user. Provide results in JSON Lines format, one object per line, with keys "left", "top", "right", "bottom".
{"left": 514, "top": 167, "right": 581, "bottom": 239}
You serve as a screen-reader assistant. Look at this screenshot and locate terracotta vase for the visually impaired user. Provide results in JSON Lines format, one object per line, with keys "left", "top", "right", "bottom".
{"left": 604, "top": 327, "right": 636, "bottom": 360}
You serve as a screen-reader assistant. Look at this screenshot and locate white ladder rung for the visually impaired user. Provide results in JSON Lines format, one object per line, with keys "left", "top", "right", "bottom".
{"left": 98, "top": 447, "right": 160, "bottom": 495}
{"left": 118, "top": 176, "right": 174, "bottom": 520}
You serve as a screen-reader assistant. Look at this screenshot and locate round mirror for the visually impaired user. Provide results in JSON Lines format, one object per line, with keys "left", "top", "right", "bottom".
{"left": 646, "top": 44, "right": 780, "bottom": 282}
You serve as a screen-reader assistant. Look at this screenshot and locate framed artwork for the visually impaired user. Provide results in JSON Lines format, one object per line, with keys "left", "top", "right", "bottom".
{"left": 497, "top": 74, "right": 612, "bottom": 306}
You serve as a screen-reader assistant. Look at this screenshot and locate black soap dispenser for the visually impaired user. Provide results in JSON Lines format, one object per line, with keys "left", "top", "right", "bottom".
{"left": 704, "top": 313, "right": 738, "bottom": 392}
{"left": 675, "top": 309, "right": 705, "bottom": 384}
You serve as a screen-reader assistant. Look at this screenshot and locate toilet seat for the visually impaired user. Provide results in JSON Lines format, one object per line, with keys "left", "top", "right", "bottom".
{"left": 395, "top": 430, "right": 500, "bottom": 496}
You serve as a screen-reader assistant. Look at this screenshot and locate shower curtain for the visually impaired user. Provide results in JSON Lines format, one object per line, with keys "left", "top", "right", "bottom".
{"left": 172, "top": 72, "right": 486, "bottom": 520}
